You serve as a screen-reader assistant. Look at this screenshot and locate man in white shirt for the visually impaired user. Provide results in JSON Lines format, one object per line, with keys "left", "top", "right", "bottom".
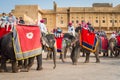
{"left": 39, "top": 19, "right": 48, "bottom": 35}
{"left": 110, "top": 32, "right": 116, "bottom": 39}
{"left": 68, "top": 22, "right": 75, "bottom": 36}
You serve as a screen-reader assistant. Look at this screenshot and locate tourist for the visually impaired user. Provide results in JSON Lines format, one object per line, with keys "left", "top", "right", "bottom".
{"left": 75, "top": 23, "right": 82, "bottom": 33}
{"left": 6, "top": 12, "right": 16, "bottom": 31}
{"left": 19, "top": 17, "right": 25, "bottom": 24}
{"left": 0, "top": 12, "right": 7, "bottom": 27}
{"left": 87, "top": 22, "right": 94, "bottom": 32}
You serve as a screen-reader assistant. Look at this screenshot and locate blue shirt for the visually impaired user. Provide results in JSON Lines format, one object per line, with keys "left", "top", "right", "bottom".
{"left": 7, "top": 16, "right": 16, "bottom": 23}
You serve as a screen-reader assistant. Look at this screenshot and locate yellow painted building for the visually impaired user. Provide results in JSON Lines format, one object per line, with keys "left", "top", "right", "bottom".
{"left": 1, "top": 2, "right": 120, "bottom": 36}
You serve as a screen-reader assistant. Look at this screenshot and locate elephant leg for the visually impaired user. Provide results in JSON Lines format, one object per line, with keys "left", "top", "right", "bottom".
{"left": 18, "top": 60, "right": 23, "bottom": 69}
{"left": 82, "top": 52, "right": 85, "bottom": 57}
{"left": 60, "top": 53, "right": 65, "bottom": 63}
{"left": 11, "top": 60, "right": 19, "bottom": 73}
{"left": 64, "top": 48, "right": 67, "bottom": 59}
{"left": 23, "top": 59, "right": 28, "bottom": 68}
{"left": 94, "top": 53, "right": 100, "bottom": 63}
{"left": 110, "top": 51, "right": 113, "bottom": 57}
{"left": 0, "top": 57, "right": 8, "bottom": 72}
{"left": 46, "top": 51, "right": 51, "bottom": 60}
{"left": 85, "top": 52, "right": 90, "bottom": 63}
{"left": 50, "top": 52, "right": 53, "bottom": 59}
{"left": 106, "top": 51, "right": 109, "bottom": 57}
{"left": 103, "top": 53, "right": 105, "bottom": 57}
{"left": 36, "top": 54, "right": 43, "bottom": 70}
{"left": 53, "top": 48, "right": 56, "bottom": 69}
{"left": 26, "top": 57, "right": 35, "bottom": 71}
{"left": 106, "top": 52, "right": 109, "bottom": 57}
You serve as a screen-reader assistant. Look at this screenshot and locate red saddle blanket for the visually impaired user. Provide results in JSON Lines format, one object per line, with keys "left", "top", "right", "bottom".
{"left": 55, "top": 36, "right": 63, "bottom": 52}
{"left": 13, "top": 24, "right": 42, "bottom": 60}
{"left": 80, "top": 28, "right": 98, "bottom": 52}
{"left": 116, "top": 36, "right": 120, "bottom": 46}
{"left": 100, "top": 36, "right": 108, "bottom": 52}
{"left": 0, "top": 26, "right": 11, "bottom": 38}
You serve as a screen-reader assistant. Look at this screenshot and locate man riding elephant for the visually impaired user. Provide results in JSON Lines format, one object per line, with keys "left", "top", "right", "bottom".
{"left": 68, "top": 22, "right": 75, "bottom": 36}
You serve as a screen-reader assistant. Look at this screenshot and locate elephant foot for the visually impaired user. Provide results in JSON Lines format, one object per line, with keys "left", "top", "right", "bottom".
{"left": 36, "top": 67, "right": 43, "bottom": 71}
{"left": 0, "top": 68, "right": 8, "bottom": 72}
{"left": 73, "top": 62, "right": 77, "bottom": 65}
{"left": 84, "top": 60, "right": 89, "bottom": 63}
{"left": 20, "top": 68, "right": 29, "bottom": 72}
{"left": 110, "top": 56, "right": 113, "bottom": 58}
{"left": 0, "top": 69, "right": 7, "bottom": 72}
{"left": 46, "top": 57, "right": 52, "bottom": 60}
{"left": 53, "top": 66, "right": 56, "bottom": 69}
{"left": 82, "top": 55, "right": 85, "bottom": 57}
{"left": 12, "top": 68, "right": 20, "bottom": 73}
{"left": 18, "top": 65, "right": 23, "bottom": 69}
{"left": 62, "top": 59, "right": 65, "bottom": 63}
{"left": 96, "top": 60, "right": 100, "bottom": 63}
{"left": 12, "top": 70, "right": 18, "bottom": 73}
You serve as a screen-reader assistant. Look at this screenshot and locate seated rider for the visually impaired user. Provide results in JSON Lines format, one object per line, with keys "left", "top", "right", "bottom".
{"left": 87, "top": 22, "right": 94, "bottom": 32}
{"left": 110, "top": 32, "right": 116, "bottom": 39}
{"left": 75, "top": 23, "right": 82, "bottom": 33}
{"left": 6, "top": 12, "right": 16, "bottom": 31}
{"left": 68, "top": 22, "right": 75, "bottom": 36}
{"left": 38, "top": 19, "right": 48, "bottom": 46}
{"left": 38, "top": 19, "right": 48, "bottom": 36}
{"left": 0, "top": 13, "right": 7, "bottom": 28}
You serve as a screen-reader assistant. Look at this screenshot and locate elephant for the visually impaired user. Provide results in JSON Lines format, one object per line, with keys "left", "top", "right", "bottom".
{"left": 71, "top": 30, "right": 100, "bottom": 65}
{"left": 41, "top": 33, "right": 56, "bottom": 68}
{"left": 108, "top": 37, "right": 120, "bottom": 57}
{"left": 62, "top": 33, "right": 76, "bottom": 59}
{"left": 0, "top": 32, "right": 43, "bottom": 73}
{"left": 108, "top": 38, "right": 116, "bottom": 57}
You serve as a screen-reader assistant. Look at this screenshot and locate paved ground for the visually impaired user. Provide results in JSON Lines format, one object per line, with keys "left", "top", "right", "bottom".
{"left": 0, "top": 53, "right": 120, "bottom": 80}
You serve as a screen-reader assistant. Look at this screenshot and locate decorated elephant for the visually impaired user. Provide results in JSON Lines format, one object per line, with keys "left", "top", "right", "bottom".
{"left": 62, "top": 33, "right": 76, "bottom": 59}
{"left": 45, "top": 33, "right": 76, "bottom": 63}
{"left": 71, "top": 28, "right": 100, "bottom": 64}
{"left": 0, "top": 32, "right": 43, "bottom": 72}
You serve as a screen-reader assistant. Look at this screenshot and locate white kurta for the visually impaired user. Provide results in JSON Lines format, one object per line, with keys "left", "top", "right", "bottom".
{"left": 110, "top": 33, "right": 116, "bottom": 39}
{"left": 39, "top": 23, "right": 48, "bottom": 34}
{"left": 68, "top": 26, "right": 75, "bottom": 36}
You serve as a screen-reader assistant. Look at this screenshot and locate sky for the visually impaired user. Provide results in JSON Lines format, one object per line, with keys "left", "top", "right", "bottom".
{"left": 0, "top": 0, "right": 120, "bottom": 13}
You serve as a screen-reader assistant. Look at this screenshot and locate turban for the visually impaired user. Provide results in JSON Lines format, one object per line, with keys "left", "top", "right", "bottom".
{"left": 40, "top": 19, "right": 45, "bottom": 23}
{"left": 68, "top": 22, "right": 72, "bottom": 26}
